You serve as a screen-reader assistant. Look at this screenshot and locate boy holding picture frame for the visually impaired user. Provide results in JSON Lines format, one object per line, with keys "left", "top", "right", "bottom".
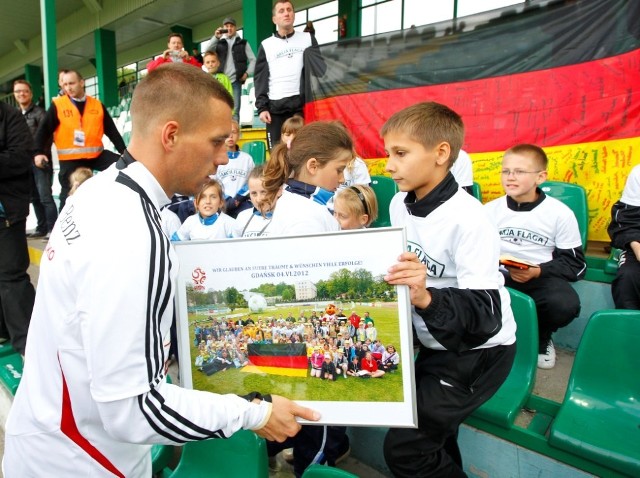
{"left": 381, "top": 102, "right": 517, "bottom": 478}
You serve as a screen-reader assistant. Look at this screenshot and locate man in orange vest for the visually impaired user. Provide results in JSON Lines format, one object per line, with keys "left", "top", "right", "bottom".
{"left": 34, "top": 70, "right": 126, "bottom": 210}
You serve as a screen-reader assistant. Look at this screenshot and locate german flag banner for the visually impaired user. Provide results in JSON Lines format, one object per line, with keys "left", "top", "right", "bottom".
{"left": 245, "top": 343, "right": 308, "bottom": 377}
{"left": 304, "top": 0, "right": 640, "bottom": 241}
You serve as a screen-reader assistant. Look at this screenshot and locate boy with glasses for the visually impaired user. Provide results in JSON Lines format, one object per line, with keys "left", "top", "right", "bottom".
{"left": 484, "top": 143, "right": 586, "bottom": 369}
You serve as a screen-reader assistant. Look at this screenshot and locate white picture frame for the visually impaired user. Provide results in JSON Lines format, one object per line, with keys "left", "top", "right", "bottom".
{"left": 174, "top": 227, "right": 417, "bottom": 428}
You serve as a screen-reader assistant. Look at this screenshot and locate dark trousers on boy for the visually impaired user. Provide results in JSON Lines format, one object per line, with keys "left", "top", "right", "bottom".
{"left": 503, "top": 275, "right": 580, "bottom": 351}
{"left": 612, "top": 250, "right": 640, "bottom": 309}
{"left": 384, "top": 344, "right": 515, "bottom": 477}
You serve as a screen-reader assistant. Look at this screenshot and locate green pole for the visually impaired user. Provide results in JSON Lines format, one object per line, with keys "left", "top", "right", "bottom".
{"left": 40, "top": 0, "right": 59, "bottom": 107}
{"left": 243, "top": 0, "right": 274, "bottom": 48}
{"left": 94, "top": 29, "right": 118, "bottom": 107}
{"left": 24, "top": 65, "right": 44, "bottom": 107}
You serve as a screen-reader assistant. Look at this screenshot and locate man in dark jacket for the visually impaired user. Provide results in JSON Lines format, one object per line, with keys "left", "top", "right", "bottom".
{"left": 206, "top": 17, "right": 256, "bottom": 122}
{"left": 0, "top": 101, "right": 36, "bottom": 356}
{"left": 14, "top": 79, "right": 58, "bottom": 238}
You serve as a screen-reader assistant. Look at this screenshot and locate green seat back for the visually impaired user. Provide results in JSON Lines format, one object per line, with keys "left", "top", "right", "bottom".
{"left": 166, "top": 429, "right": 268, "bottom": 478}
{"left": 370, "top": 175, "right": 398, "bottom": 228}
{"left": 0, "top": 352, "right": 23, "bottom": 395}
{"left": 301, "top": 464, "right": 358, "bottom": 478}
{"left": 241, "top": 141, "right": 267, "bottom": 165}
{"left": 471, "top": 288, "right": 538, "bottom": 428}
{"left": 540, "top": 181, "right": 588, "bottom": 250}
{"left": 0, "top": 342, "right": 17, "bottom": 358}
{"left": 549, "top": 310, "right": 640, "bottom": 477}
{"left": 603, "top": 247, "right": 621, "bottom": 275}
{"left": 471, "top": 181, "right": 482, "bottom": 202}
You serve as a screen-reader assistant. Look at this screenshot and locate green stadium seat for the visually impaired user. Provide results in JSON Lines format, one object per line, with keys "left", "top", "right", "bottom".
{"left": 151, "top": 443, "right": 174, "bottom": 475}
{"left": 0, "top": 352, "right": 23, "bottom": 395}
{"left": 549, "top": 309, "right": 640, "bottom": 477}
{"left": 471, "top": 181, "right": 482, "bottom": 202}
{"left": 370, "top": 175, "right": 398, "bottom": 228}
{"left": 540, "top": 181, "right": 588, "bottom": 250}
{"left": 162, "top": 429, "right": 268, "bottom": 478}
{"left": 301, "top": 464, "right": 358, "bottom": 478}
{"left": 0, "top": 341, "right": 17, "bottom": 358}
{"left": 470, "top": 288, "right": 538, "bottom": 428}
{"left": 603, "top": 247, "right": 621, "bottom": 275}
{"left": 241, "top": 141, "right": 267, "bottom": 166}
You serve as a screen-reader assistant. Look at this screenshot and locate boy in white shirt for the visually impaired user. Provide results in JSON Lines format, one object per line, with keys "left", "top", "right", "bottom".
{"left": 484, "top": 144, "right": 586, "bottom": 369}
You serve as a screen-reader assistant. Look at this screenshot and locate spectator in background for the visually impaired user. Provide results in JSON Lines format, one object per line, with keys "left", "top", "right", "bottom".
{"left": 33, "top": 69, "right": 125, "bottom": 211}
{"left": 254, "top": 0, "right": 326, "bottom": 149}
{"left": 13, "top": 79, "right": 58, "bottom": 238}
{"left": 203, "top": 51, "right": 233, "bottom": 98}
{"left": 67, "top": 166, "right": 93, "bottom": 196}
{"left": 192, "top": 47, "right": 204, "bottom": 65}
{"left": 207, "top": 17, "right": 256, "bottom": 123}
{"left": 450, "top": 149, "right": 475, "bottom": 196}
{"left": 147, "top": 32, "right": 203, "bottom": 72}
{"left": 0, "top": 101, "right": 36, "bottom": 356}
{"left": 608, "top": 164, "right": 640, "bottom": 309}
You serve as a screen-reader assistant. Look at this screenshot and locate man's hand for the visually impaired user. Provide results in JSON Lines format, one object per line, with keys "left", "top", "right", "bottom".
{"left": 214, "top": 27, "right": 225, "bottom": 39}
{"left": 253, "top": 395, "right": 319, "bottom": 442}
{"left": 259, "top": 111, "right": 271, "bottom": 124}
{"left": 34, "top": 154, "right": 49, "bottom": 169}
{"left": 240, "top": 73, "right": 248, "bottom": 83}
{"left": 385, "top": 252, "right": 431, "bottom": 309}
{"left": 506, "top": 265, "right": 541, "bottom": 283}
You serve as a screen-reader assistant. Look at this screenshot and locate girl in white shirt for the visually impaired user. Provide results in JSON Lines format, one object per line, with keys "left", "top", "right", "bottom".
{"left": 172, "top": 179, "right": 236, "bottom": 240}
{"left": 260, "top": 121, "right": 354, "bottom": 236}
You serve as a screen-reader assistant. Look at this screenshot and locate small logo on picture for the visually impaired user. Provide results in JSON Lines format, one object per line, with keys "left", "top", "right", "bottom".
{"left": 192, "top": 267, "right": 207, "bottom": 291}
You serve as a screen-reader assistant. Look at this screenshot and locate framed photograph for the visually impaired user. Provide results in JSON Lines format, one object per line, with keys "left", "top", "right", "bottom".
{"left": 174, "top": 227, "right": 417, "bottom": 428}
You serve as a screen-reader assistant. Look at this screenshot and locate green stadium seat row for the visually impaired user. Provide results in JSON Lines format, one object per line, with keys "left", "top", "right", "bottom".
{"left": 540, "top": 181, "right": 588, "bottom": 251}
{"left": 549, "top": 309, "right": 640, "bottom": 477}
{"left": 471, "top": 288, "right": 538, "bottom": 428}
{"left": 0, "top": 347, "right": 23, "bottom": 395}
{"left": 468, "top": 308, "right": 640, "bottom": 477}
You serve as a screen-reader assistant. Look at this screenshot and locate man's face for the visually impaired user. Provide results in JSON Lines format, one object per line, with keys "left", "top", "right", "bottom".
{"left": 13, "top": 84, "right": 33, "bottom": 108}
{"left": 169, "top": 97, "right": 232, "bottom": 196}
{"left": 224, "top": 22, "right": 237, "bottom": 37}
{"left": 168, "top": 35, "right": 184, "bottom": 51}
{"left": 273, "top": 1, "right": 295, "bottom": 31}
{"left": 62, "top": 72, "right": 85, "bottom": 99}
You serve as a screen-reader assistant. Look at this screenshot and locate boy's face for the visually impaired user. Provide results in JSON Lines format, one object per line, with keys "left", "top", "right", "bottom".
{"left": 500, "top": 152, "right": 546, "bottom": 203}
{"left": 225, "top": 124, "right": 239, "bottom": 149}
{"left": 204, "top": 55, "right": 220, "bottom": 73}
{"left": 383, "top": 131, "right": 450, "bottom": 201}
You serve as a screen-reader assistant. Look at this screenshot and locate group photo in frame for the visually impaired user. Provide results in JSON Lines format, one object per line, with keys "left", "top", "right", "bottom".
{"left": 174, "top": 227, "right": 417, "bottom": 428}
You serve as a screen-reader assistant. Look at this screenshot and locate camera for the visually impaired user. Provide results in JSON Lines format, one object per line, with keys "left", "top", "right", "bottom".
{"left": 219, "top": 28, "right": 229, "bottom": 34}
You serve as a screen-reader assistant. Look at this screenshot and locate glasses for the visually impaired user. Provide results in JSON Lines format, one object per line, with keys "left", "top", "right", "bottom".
{"left": 13, "top": 90, "right": 30, "bottom": 94}
{"left": 500, "top": 169, "right": 543, "bottom": 178}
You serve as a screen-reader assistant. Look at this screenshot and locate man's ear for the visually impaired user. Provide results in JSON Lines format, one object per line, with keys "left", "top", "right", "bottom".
{"left": 161, "top": 121, "right": 179, "bottom": 152}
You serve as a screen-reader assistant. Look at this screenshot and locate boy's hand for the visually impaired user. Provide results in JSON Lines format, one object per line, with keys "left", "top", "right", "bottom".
{"left": 631, "top": 241, "right": 640, "bottom": 262}
{"left": 506, "top": 265, "right": 541, "bottom": 283}
{"left": 253, "top": 395, "right": 320, "bottom": 442}
{"left": 385, "top": 252, "right": 431, "bottom": 309}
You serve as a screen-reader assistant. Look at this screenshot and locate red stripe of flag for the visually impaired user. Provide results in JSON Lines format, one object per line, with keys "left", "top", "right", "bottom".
{"left": 306, "top": 49, "right": 640, "bottom": 157}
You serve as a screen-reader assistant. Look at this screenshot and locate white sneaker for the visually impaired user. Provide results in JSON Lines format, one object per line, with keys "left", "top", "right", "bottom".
{"left": 537, "top": 339, "right": 556, "bottom": 369}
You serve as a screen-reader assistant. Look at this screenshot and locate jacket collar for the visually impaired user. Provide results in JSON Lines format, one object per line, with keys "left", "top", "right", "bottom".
{"left": 404, "top": 172, "right": 459, "bottom": 218}
{"left": 506, "top": 188, "right": 546, "bottom": 211}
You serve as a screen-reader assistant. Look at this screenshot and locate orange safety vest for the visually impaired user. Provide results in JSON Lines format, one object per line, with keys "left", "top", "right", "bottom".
{"left": 53, "top": 95, "right": 105, "bottom": 161}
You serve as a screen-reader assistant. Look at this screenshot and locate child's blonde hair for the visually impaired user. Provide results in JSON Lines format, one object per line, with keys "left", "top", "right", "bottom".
{"left": 281, "top": 114, "right": 305, "bottom": 137}
{"left": 262, "top": 121, "right": 354, "bottom": 209}
{"left": 334, "top": 185, "right": 379, "bottom": 227}
{"left": 381, "top": 101, "right": 464, "bottom": 170}
{"left": 68, "top": 167, "right": 93, "bottom": 196}
{"left": 505, "top": 144, "right": 548, "bottom": 170}
{"left": 195, "top": 178, "right": 225, "bottom": 212}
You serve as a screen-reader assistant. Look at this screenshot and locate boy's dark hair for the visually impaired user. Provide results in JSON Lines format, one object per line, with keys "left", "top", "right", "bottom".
{"left": 381, "top": 102, "right": 464, "bottom": 170}
{"left": 505, "top": 144, "right": 548, "bottom": 170}
{"left": 203, "top": 51, "right": 219, "bottom": 59}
